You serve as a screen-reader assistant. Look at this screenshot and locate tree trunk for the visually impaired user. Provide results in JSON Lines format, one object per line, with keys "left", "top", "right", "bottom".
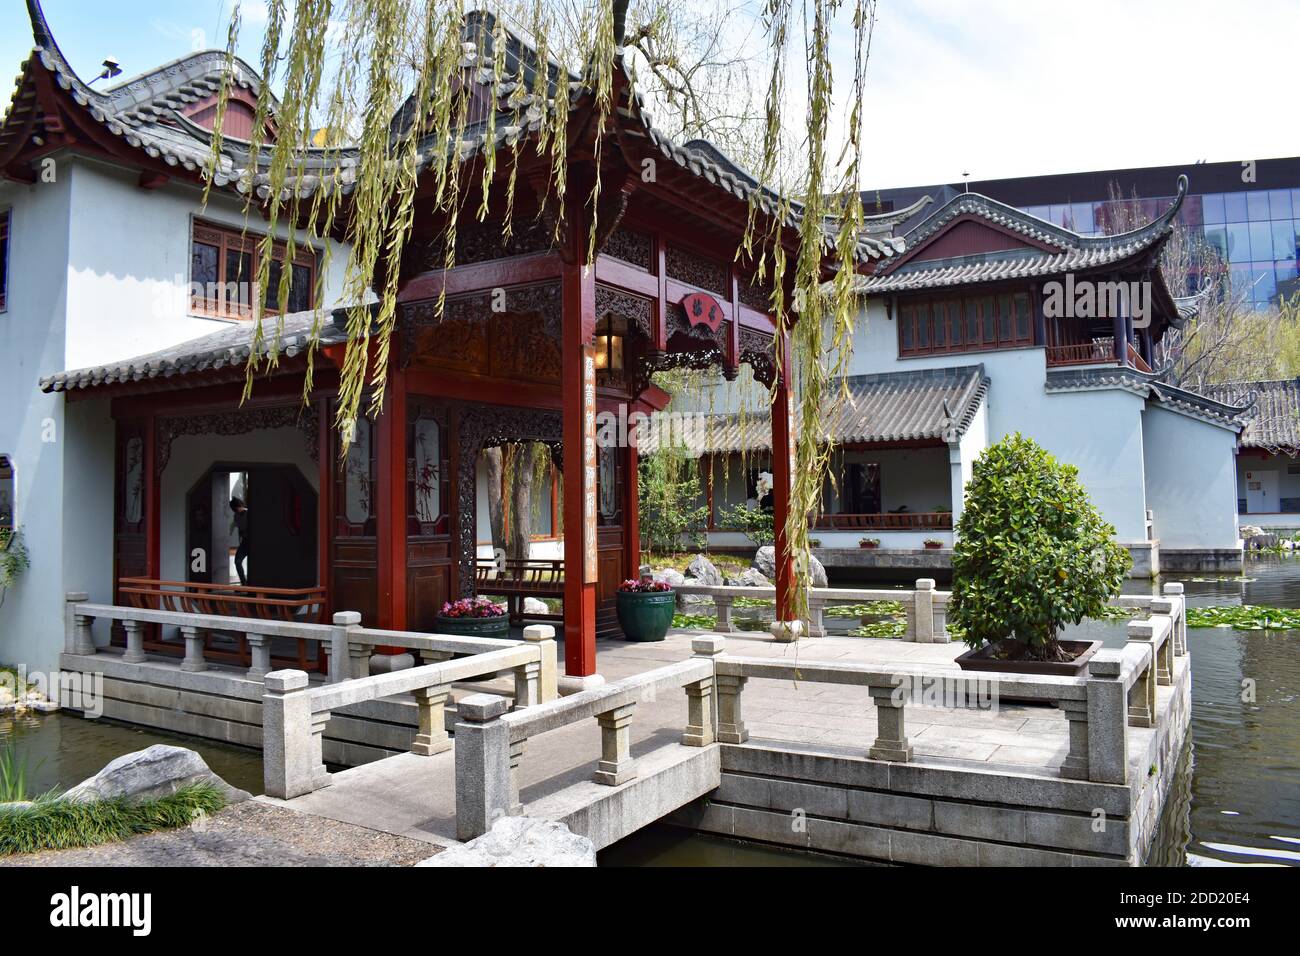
{"left": 508, "top": 443, "right": 543, "bottom": 563}
{"left": 483, "top": 447, "right": 505, "bottom": 554}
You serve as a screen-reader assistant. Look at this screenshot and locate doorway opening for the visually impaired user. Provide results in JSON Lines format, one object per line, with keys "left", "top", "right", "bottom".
{"left": 186, "top": 463, "right": 318, "bottom": 589}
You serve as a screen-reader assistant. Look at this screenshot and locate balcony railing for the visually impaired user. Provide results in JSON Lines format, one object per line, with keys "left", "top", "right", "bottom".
{"left": 1045, "top": 340, "right": 1152, "bottom": 373}
{"left": 813, "top": 512, "right": 953, "bottom": 531}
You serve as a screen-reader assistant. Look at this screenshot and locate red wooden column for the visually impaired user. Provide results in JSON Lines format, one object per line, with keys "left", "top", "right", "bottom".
{"left": 375, "top": 366, "right": 408, "bottom": 631}
{"left": 561, "top": 258, "right": 598, "bottom": 678}
{"left": 770, "top": 343, "right": 796, "bottom": 623}
{"left": 144, "top": 413, "right": 160, "bottom": 580}
{"left": 316, "top": 397, "right": 333, "bottom": 618}
{"left": 624, "top": 438, "right": 640, "bottom": 579}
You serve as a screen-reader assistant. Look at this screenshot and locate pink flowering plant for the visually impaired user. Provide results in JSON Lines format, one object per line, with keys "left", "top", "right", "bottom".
{"left": 618, "top": 579, "right": 672, "bottom": 593}
{"left": 440, "top": 596, "right": 507, "bottom": 618}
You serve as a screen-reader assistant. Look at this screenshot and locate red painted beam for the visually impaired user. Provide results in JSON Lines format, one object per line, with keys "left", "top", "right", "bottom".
{"left": 770, "top": 344, "right": 796, "bottom": 623}
{"left": 375, "top": 364, "right": 407, "bottom": 631}
{"left": 397, "top": 253, "right": 563, "bottom": 302}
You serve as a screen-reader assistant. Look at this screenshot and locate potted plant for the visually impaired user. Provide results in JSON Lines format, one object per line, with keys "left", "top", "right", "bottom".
{"left": 435, "top": 596, "right": 510, "bottom": 639}
{"left": 950, "top": 434, "right": 1131, "bottom": 676}
{"left": 616, "top": 579, "right": 675, "bottom": 642}
{"left": 859, "top": 537, "right": 880, "bottom": 549}
{"left": 922, "top": 538, "right": 943, "bottom": 550}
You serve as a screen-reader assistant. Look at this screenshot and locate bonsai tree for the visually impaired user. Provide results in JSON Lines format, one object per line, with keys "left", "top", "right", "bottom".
{"left": 949, "top": 434, "right": 1131, "bottom": 662}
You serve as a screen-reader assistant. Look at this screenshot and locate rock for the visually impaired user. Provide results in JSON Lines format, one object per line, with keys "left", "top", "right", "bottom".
{"left": 808, "top": 553, "right": 829, "bottom": 588}
{"left": 1240, "top": 524, "right": 1265, "bottom": 538}
{"left": 522, "top": 596, "right": 550, "bottom": 615}
{"left": 650, "top": 568, "right": 684, "bottom": 589}
{"left": 63, "top": 745, "right": 251, "bottom": 806}
{"left": 684, "top": 554, "right": 722, "bottom": 586}
{"left": 752, "top": 546, "right": 828, "bottom": 587}
{"left": 418, "top": 816, "right": 596, "bottom": 867}
{"left": 770, "top": 620, "right": 804, "bottom": 642}
{"left": 727, "top": 568, "right": 770, "bottom": 588}
{"left": 0, "top": 801, "right": 35, "bottom": 813}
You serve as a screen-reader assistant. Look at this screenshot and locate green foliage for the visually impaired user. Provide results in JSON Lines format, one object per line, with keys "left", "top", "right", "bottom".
{"left": 949, "top": 434, "right": 1131, "bottom": 655}
{"left": 0, "top": 784, "right": 227, "bottom": 856}
{"left": 825, "top": 600, "right": 904, "bottom": 617}
{"left": 0, "top": 527, "right": 30, "bottom": 590}
{"left": 0, "top": 742, "right": 38, "bottom": 803}
{"left": 638, "top": 446, "right": 710, "bottom": 555}
{"left": 850, "top": 620, "right": 906, "bottom": 639}
{"left": 672, "top": 612, "right": 716, "bottom": 630}
{"left": 1186, "top": 604, "right": 1300, "bottom": 630}
{"left": 718, "top": 503, "right": 775, "bottom": 546}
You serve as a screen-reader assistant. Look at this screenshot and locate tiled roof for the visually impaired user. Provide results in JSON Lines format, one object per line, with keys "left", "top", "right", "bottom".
{"left": 39, "top": 309, "right": 349, "bottom": 393}
{"left": 853, "top": 176, "right": 1188, "bottom": 295}
{"left": 9, "top": 4, "right": 903, "bottom": 265}
{"left": 640, "top": 365, "right": 988, "bottom": 455}
{"left": 1200, "top": 379, "right": 1300, "bottom": 452}
{"left": 1046, "top": 366, "right": 1251, "bottom": 432}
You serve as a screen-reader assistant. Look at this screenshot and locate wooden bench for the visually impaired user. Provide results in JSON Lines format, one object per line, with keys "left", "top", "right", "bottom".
{"left": 473, "top": 559, "right": 564, "bottom": 624}
{"left": 116, "top": 577, "right": 328, "bottom": 672}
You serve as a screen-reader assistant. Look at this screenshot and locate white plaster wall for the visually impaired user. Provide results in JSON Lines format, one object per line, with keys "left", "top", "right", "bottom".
{"left": 1142, "top": 406, "right": 1241, "bottom": 549}
{"left": 0, "top": 175, "right": 72, "bottom": 676}
{"left": 62, "top": 157, "right": 352, "bottom": 370}
{"left": 159, "top": 428, "right": 317, "bottom": 582}
{"left": 843, "top": 300, "right": 1150, "bottom": 542}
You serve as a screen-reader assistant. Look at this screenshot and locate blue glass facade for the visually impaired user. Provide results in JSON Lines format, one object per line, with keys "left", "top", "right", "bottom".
{"left": 1021, "top": 188, "right": 1300, "bottom": 309}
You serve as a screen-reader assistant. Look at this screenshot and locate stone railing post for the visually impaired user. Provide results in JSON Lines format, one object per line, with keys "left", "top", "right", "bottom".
{"left": 522, "top": 624, "right": 559, "bottom": 701}
{"left": 411, "top": 684, "right": 452, "bottom": 756}
{"left": 263, "top": 669, "right": 330, "bottom": 799}
{"left": 246, "top": 631, "right": 272, "bottom": 680}
{"left": 347, "top": 640, "right": 371, "bottom": 681}
{"left": 868, "top": 683, "right": 913, "bottom": 761}
{"left": 807, "top": 596, "right": 827, "bottom": 638}
{"left": 683, "top": 636, "right": 723, "bottom": 746}
{"left": 594, "top": 702, "right": 637, "bottom": 785}
{"left": 1084, "top": 654, "right": 1128, "bottom": 784}
{"left": 910, "top": 579, "right": 936, "bottom": 643}
{"left": 330, "top": 611, "right": 362, "bottom": 682}
{"left": 513, "top": 653, "right": 541, "bottom": 710}
{"left": 716, "top": 674, "right": 749, "bottom": 743}
{"left": 1058, "top": 698, "right": 1090, "bottom": 780}
{"left": 179, "top": 625, "right": 207, "bottom": 672}
{"left": 454, "top": 693, "right": 513, "bottom": 841}
{"left": 713, "top": 594, "right": 736, "bottom": 633}
{"left": 64, "top": 592, "right": 89, "bottom": 655}
{"left": 932, "top": 595, "right": 950, "bottom": 644}
{"left": 1147, "top": 601, "right": 1175, "bottom": 685}
{"left": 122, "top": 619, "right": 147, "bottom": 664}
{"left": 508, "top": 738, "right": 526, "bottom": 814}
{"left": 1162, "top": 583, "right": 1187, "bottom": 656}
{"left": 1126, "top": 619, "right": 1156, "bottom": 728}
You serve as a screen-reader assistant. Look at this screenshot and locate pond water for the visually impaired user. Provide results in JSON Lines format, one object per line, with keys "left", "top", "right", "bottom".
{"left": 0, "top": 710, "right": 266, "bottom": 798}
{"left": 4, "top": 559, "right": 1297, "bottom": 866}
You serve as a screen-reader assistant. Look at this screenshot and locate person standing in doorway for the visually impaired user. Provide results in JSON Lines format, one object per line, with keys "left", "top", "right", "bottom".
{"left": 230, "top": 496, "right": 249, "bottom": 585}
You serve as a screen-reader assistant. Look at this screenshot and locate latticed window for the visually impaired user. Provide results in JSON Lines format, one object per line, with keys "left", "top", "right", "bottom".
{"left": 190, "top": 219, "right": 316, "bottom": 319}
{"left": 898, "top": 291, "right": 1033, "bottom": 357}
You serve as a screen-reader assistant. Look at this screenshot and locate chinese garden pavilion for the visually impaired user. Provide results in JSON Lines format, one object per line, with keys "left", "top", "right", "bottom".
{"left": 32, "top": 11, "right": 904, "bottom": 680}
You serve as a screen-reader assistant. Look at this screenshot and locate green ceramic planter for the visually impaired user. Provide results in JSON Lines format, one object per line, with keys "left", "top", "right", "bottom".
{"left": 434, "top": 614, "right": 510, "bottom": 639}
{"left": 616, "top": 590, "right": 676, "bottom": 642}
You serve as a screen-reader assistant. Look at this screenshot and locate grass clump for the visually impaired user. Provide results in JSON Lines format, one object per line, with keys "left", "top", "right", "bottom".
{"left": 0, "top": 783, "right": 226, "bottom": 856}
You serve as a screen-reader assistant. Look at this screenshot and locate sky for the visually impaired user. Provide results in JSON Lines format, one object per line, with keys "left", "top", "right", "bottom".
{"left": 3, "top": 0, "right": 1297, "bottom": 190}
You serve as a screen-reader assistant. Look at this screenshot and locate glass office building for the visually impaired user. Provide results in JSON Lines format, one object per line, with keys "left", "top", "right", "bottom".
{"left": 865, "top": 158, "right": 1300, "bottom": 310}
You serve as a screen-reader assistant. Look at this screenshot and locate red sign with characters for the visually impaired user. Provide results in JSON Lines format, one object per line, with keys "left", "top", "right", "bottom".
{"left": 680, "top": 292, "right": 724, "bottom": 332}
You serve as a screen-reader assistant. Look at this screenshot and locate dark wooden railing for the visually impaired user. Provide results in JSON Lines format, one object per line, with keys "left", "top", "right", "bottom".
{"left": 813, "top": 512, "right": 953, "bottom": 531}
{"left": 1045, "top": 340, "right": 1152, "bottom": 372}
{"left": 474, "top": 558, "right": 564, "bottom": 623}
{"left": 115, "top": 577, "right": 329, "bottom": 672}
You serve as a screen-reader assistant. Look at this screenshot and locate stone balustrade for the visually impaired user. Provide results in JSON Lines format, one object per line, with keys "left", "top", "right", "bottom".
{"left": 64, "top": 597, "right": 557, "bottom": 693}
{"left": 453, "top": 637, "right": 721, "bottom": 840}
{"left": 672, "top": 579, "right": 952, "bottom": 642}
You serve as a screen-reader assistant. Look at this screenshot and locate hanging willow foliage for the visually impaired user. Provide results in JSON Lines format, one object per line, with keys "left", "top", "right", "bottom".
{"left": 205, "top": 0, "right": 878, "bottom": 620}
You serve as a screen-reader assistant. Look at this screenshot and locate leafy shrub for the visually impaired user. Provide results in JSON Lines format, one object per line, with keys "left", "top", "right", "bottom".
{"left": 949, "top": 434, "right": 1131, "bottom": 660}
{"left": 638, "top": 445, "right": 710, "bottom": 554}
{"left": 719, "top": 503, "right": 775, "bottom": 546}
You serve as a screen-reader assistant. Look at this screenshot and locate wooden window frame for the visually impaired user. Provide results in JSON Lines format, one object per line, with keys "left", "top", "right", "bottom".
{"left": 898, "top": 289, "right": 1034, "bottom": 358}
{"left": 190, "top": 218, "right": 318, "bottom": 320}
{"left": 0, "top": 209, "right": 10, "bottom": 313}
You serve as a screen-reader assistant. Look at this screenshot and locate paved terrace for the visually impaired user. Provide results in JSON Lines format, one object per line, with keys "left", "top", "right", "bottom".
{"left": 263, "top": 627, "right": 1071, "bottom": 846}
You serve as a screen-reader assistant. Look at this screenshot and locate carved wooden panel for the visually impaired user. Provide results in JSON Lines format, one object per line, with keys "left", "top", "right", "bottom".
{"left": 666, "top": 244, "right": 727, "bottom": 295}
{"left": 604, "top": 226, "right": 653, "bottom": 271}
